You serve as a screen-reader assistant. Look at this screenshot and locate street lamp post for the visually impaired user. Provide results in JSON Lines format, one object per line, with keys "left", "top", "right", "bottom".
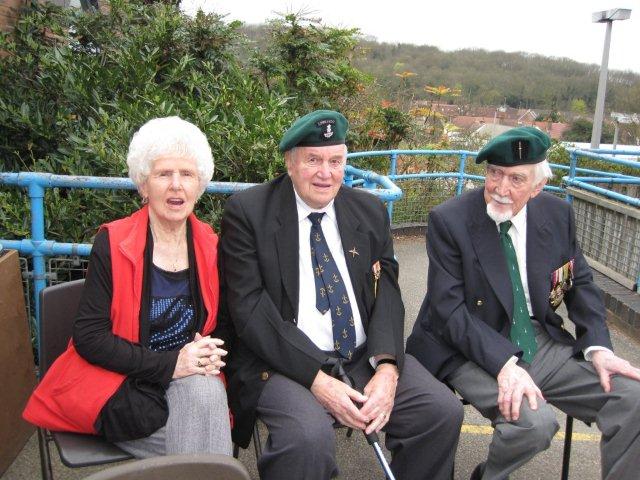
{"left": 590, "top": 8, "right": 631, "bottom": 149}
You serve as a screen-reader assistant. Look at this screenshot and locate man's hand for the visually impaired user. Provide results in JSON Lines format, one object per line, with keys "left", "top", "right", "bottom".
{"left": 310, "top": 370, "right": 369, "bottom": 430}
{"left": 496, "top": 361, "right": 544, "bottom": 421}
{"left": 591, "top": 350, "right": 640, "bottom": 392}
{"left": 360, "top": 364, "right": 399, "bottom": 434}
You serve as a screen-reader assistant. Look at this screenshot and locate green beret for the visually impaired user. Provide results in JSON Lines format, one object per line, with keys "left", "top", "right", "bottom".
{"left": 279, "top": 110, "right": 348, "bottom": 153}
{"left": 475, "top": 126, "right": 551, "bottom": 166}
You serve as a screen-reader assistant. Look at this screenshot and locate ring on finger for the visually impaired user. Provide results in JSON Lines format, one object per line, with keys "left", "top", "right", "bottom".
{"left": 197, "top": 360, "right": 204, "bottom": 368}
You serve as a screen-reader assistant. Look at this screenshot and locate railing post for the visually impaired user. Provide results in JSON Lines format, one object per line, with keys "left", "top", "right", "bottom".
{"left": 344, "top": 170, "right": 354, "bottom": 188}
{"left": 389, "top": 151, "right": 398, "bottom": 178}
{"left": 28, "top": 178, "right": 46, "bottom": 358}
{"left": 567, "top": 151, "right": 578, "bottom": 204}
{"left": 456, "top": 153, "right": 468, "bottom": 196}
{"left": 387, "top": 152, "right": 398, "bottom": 221}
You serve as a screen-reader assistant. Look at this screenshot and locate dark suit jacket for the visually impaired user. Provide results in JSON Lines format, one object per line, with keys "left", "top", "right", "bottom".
{"left": 220, "top": 173, "right": 405, "bottom": 447}
{"left": 406, "top": 188, "right": 612, "bottom": 381}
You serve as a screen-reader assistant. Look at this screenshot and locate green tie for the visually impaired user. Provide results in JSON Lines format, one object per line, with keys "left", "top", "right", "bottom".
{"left": 499, "top": 221, "right": 537, "bottom": 363}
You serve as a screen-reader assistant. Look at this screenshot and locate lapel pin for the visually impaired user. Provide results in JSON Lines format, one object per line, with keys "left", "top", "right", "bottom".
{"left": 348, "top": 247, "right": 359, "bottom": 258}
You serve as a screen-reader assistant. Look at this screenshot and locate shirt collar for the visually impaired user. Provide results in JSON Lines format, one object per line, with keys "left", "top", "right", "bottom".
{"left": 293, "top": 188, "right": 336, "bottom": 223}
{"left": 509, "top": 205, "right": 527, "bottom": 235}
{"left": 493, "top": 204, "right": 527, "bottom": 234}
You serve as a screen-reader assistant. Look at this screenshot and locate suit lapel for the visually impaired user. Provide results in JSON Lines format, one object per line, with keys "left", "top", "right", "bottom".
{"left": 274, "top": 177, "right": 300, "bottom": 317}
{"left": 526, "top": 199, "right": 552, "bottom": 322}
{"left": 334, "top": 190, "right": 369, "bottom": 302}
{"left": 469, "top": 193, "right": 513, "bottom": 317}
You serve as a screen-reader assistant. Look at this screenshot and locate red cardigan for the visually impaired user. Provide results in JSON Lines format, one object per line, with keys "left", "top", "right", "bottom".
{"left": 23, "top": 206, "right": 220, "bottom": 433}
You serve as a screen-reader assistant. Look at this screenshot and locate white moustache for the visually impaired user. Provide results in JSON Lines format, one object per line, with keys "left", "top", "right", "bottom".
{"left": 490, "top": 194, "right": 513, "bottom": 205}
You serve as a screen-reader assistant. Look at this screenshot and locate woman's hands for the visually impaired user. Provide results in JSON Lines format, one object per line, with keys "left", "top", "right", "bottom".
{"left": 172, "top": 333, "right": 227, "bottom": 379}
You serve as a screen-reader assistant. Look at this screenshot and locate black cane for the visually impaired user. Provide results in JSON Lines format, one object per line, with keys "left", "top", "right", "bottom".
{"left": 325, "top": 358, "right": 396, "bottom": 480}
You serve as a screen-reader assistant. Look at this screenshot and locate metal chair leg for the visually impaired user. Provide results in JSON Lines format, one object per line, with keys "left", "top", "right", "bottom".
{"left": 561, "top": 415, "right": 574, "bottom": 480}
{"left": 232, "top": 443, "right": 240, "bottom": 459}
{"left": 37, "top": 428, "right": 54, "bottom": 480}
{"left": 252, "top": 422, "right": 263, "bottom": 460}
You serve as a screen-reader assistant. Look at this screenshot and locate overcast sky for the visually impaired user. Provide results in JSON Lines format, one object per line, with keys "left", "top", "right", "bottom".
{"left": 181, "top": 0, "right": 639, "bottom": 73}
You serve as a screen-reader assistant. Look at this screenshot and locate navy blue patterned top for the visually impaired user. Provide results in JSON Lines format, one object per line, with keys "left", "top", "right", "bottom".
{"left": 148, "top": 264, "right": 195, "bottom": 352}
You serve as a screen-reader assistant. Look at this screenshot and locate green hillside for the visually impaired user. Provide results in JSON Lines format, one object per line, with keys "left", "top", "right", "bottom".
{"left": 356, "top": 40, "right": 640, "bottom": 112}
{"left": 242, "top": 24, "right": 640, "bottom": 113}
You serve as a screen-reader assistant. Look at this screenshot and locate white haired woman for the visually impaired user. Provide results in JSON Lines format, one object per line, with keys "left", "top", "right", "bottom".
{"left": 23, "top": 116, "right": 233, "bottom": 457}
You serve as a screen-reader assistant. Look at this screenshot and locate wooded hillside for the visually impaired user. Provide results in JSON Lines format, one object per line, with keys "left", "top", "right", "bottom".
{"left": 355, "top": 41, "right": 640, "bottom": 113}
{"left": 243, "top": 24, "right": 640, "bottom": 114}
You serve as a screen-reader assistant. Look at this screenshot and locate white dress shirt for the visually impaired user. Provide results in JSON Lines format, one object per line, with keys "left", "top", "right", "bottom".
{"left": 293, "top": 191, "right": 366, "bottom": 352}
{"left": 500, "top": 207, "right": 534, "bottom": 317}
{"left": 497, "top": 206, "right": 609, "bottom": 366}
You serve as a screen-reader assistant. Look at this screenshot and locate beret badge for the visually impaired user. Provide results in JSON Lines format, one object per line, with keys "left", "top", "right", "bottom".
{"left": 511, "top": 139, "right": 530, "bottom": 162}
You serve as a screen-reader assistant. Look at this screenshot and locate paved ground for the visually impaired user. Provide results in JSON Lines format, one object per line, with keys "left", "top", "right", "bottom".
{"left": 3, "top": 235, "right": 639, "bottom": 479}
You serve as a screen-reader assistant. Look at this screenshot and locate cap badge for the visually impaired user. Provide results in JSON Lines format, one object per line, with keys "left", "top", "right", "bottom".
{"left": 316, "top": 118, "right": 336, "bottom": 141}
{"left": 511, "top": 139, "right": 529, "bottom": 161}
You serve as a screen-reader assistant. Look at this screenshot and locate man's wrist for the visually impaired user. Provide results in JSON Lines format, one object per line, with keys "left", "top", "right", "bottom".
{"left": 376, "top": 358, "right": 397, "bottom": 367}
{"left": 584, "top": 346, "right": 613, "bottom": 362}
{"left": 375, "top": 361, "right": 399, "bottom": 380}
{"left": 498, "top": 355, "right": 519, "bottom": 376}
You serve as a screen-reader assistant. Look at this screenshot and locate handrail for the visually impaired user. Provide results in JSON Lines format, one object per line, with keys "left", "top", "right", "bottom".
{"left": 0, "top": 168, "right": 400, "bottom": 356}
{"left": 2, "top": 146, "right": 639, "bottom": 351}
{"left": 565, "top": 148, "right": 640, "bottom": 207}
{"left": 562, "top": 179, "right": 640, "bottom": 207}
{"left": 348, "top": 148, "right": 640, "bottom": 209}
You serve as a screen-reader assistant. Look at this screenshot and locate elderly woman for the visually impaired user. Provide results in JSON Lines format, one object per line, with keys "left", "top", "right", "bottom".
{"left": 23, "top": 116, "right": 232, "bottom": 457}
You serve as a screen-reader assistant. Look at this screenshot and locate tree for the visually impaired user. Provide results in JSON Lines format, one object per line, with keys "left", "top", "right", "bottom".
{"left": 563, "top": 118, "right": 614, "bottom": 143}
{"left": 570, "top": 98, "right": 588, "bottom": 115}
{"left": 250, "top": 12, "right": 368, "bottom": 113}
{"left": 0, "top": 2, "right": 379, "bottom": 242}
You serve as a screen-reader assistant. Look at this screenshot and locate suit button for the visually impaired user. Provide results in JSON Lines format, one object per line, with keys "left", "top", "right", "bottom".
{"left": 476, "top": 299, "right": 484, "bottom": 306}
{"left": 261, "top": 371, "right": 270, "bottom": 381}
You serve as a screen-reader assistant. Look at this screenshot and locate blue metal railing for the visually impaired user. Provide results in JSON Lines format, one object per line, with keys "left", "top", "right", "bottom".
{"left": 565, "top": 149, "right": 640, "bottom": 207}
{"left": 347, "top": 148, "right": 640, "bottom": 215}
{"left": 2, "top": 147, "right": 639, "bottom": 350}
{"left": 0, "top": 166, "right": 401, "bottom": 356}
{"left": 346, "top": 147, "right": 640, "bottom": 290}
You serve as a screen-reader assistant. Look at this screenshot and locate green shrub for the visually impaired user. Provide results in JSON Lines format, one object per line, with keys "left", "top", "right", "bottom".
{"left": 0, "top": 1, "right": 376, "bottom": 240}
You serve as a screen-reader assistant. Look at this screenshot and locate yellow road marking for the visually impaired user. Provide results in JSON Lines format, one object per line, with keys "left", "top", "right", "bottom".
{"left": 461, "top": 424, "right": 600, "bottom": 442}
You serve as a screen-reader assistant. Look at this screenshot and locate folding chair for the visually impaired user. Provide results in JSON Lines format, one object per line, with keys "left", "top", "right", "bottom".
{"left": 37, "top": 279, "right": 133, "bottom": 480}
{"left": 560, "top": 415, "right": 574, "bottom": 480}
{"left": 81, "top": 453, "right": 250, "bottom": 480}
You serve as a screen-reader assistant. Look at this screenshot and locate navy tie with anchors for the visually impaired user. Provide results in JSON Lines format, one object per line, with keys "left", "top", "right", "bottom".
{"left": 308, "top": 212, "right": 356, "bottom": 359}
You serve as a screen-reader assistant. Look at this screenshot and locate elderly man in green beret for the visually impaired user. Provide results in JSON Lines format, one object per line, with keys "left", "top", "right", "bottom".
{"left": 407, "top": 126, "right": 640, "bottom": 479}
{"left": 221, "top": 110, "right": 463, "bottom": 479}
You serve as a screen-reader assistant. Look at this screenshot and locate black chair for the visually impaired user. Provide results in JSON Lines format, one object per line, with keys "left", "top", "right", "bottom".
{"left": 81, "top": 453, "right": 250, "bottom": 480}
{"left": 37, "top": 279, "right": 133, "bottom": 480}
{"left": 560, "top": 415, "right": 574, "bottom": 480}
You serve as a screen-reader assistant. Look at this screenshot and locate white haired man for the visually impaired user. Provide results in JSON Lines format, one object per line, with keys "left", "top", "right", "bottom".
{"left": 407, "top": 126, "right": 640, "bottom": 479}
{"left": 221, "top": 110, "right": 463, "bottom": 480}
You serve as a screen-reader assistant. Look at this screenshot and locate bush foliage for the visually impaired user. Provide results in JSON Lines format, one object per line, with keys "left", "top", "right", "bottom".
{"left": 1, "top": 1, "right": 403, "bottom": 241}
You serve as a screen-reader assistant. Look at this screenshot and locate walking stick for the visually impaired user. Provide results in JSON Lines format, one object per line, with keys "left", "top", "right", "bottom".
{"left": 325, "top": 358, "right": 396, "bottom": 480}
